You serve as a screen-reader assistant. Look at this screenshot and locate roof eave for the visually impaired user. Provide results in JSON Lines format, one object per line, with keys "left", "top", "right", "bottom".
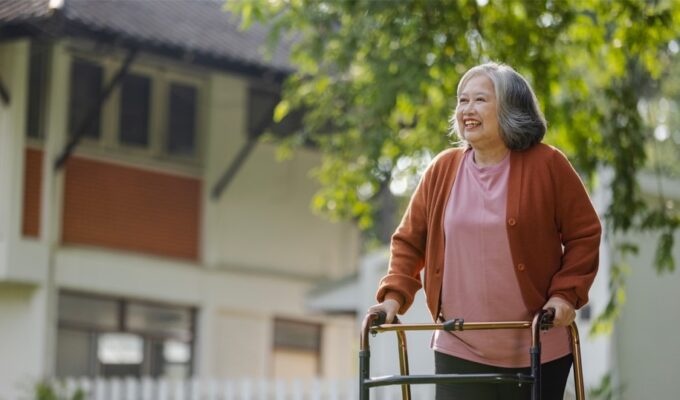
{"left": 1, "top": 14, "right": 292, "bottom": 81}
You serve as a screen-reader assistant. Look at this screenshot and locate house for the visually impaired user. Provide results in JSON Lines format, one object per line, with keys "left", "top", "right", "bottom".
{"left": 0, "top": 0, "right": 360, "bottom": 398}
{"left": 3, "top": 1, "right": 679, "bottom": 400}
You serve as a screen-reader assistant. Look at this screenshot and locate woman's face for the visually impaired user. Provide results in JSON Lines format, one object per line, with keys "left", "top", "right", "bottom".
{"left": 456, "top": 74, "right": 505, "bottom": 151}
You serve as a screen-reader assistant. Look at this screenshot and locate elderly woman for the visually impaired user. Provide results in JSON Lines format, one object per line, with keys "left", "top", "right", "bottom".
{"left": 367, "top": 63, "right": 601, "bottom": 400}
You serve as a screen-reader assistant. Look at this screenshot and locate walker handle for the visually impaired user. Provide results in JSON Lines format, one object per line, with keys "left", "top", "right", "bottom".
{"left": 541, "top": 307, "right": 556, "bottom": 330}
{"left": 372, "top": 311, "right": 387, "bottom": 326}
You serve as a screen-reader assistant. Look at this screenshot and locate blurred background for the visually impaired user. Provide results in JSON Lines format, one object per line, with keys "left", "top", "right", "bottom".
{"left": 0, "top": 0, "right": 678, "bottom": 399}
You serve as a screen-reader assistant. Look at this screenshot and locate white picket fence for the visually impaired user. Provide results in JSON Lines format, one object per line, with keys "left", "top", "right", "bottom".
{"left": 52, "top": 377, "right": 386, "bottom": 400}
{"left": 52, "top": 376, "right": 573, "bottom": 399}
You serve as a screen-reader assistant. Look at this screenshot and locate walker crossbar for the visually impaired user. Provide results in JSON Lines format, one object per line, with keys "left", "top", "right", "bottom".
{"left": 363, "top": 372, "right": 536, "bottom": 387}
{"left": 359, "top": 310, "right": 585, "bottom": 400}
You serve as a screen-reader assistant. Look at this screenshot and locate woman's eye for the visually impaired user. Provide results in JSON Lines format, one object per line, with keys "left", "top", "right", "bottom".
{"left": 459, "top": 98, "right": 469, "bottom": 104}
{"left": 475, "top": 97, "right": 486, "bottom": 102}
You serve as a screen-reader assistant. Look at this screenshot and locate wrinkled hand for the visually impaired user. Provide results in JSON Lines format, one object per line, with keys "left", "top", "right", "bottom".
{"left": 367, "top": 299, "right": 401, "bottom": 324}
{"left": 543, "top": 296, "right": 576, "bottom": 327}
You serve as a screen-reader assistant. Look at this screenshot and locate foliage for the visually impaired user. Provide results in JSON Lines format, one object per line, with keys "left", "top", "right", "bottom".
{"left": 589, "top": 245, "right": 632, "bottom": 337}
{"left": 229, "top": 0, "right": 680, "bottom": 329}
{"left": 588, "top": 373, "right": 626, "bottom": 400}
{"left": 32, "top": 382, "right": 84, "bottom": 400}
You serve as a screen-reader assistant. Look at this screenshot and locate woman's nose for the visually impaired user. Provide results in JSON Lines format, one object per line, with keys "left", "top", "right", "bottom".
{"left": 460, "top": 103, "right": 474, "bottom": 114}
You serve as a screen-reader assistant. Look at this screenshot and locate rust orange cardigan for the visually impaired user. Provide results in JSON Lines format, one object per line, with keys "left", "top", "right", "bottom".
{"left": 377, "top": 143, "right": 602, "bottom": 321}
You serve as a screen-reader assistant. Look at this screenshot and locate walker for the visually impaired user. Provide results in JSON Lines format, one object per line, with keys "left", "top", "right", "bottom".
{"left": 359, "top": 309, "right": 585, "bottom": 400}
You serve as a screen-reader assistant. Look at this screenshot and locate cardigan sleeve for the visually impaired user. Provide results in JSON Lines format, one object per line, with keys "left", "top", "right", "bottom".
{"left": 375, "top": 160, "right": 434, "bottom": 314}
{"left": 548, "top": 149, "right": 602, "bottom": 309}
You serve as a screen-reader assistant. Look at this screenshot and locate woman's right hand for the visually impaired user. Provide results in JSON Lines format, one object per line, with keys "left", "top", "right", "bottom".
{"left": 367, "top": 299, "right": 401, "bottom": 323}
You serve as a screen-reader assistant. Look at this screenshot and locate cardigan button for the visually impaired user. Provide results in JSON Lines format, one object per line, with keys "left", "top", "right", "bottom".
{"left": 508, "top": 218, "right": 517, "bottom": 226}
{"left": 517, "top": 263, "right": 526, "bottom": 271}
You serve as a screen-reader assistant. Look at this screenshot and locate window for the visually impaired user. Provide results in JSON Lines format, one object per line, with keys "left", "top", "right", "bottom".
{"left": 65, "top": 54, "right": 203, "bottom": 163}
{"left": 274, "top": 319, "right": 322, "bottom": 351}
{"left": 272, "top": 319, "right": 322, "bottom": 379}
{"left": 68, "top": 59, "right": 103, "bottom": 139}
{"left": 56, "top": 291, "right": 196, "bottom": 379}
{"left": 26, "top": 41, "right": 49, "bottom": 139}
{"left": 127, "top": 302, "right": 193, "bottom": 339}
{"left": 58, "top": 293, "right": 118, "bottom": 330}
{"left": 119, "top": 73, "right": 151, "bottom": 146}
{"left": 97, "top": 333, "right": 144, "bottom": 377}
{"left": 167, "top": 83, "right": 197, "bottom": 156}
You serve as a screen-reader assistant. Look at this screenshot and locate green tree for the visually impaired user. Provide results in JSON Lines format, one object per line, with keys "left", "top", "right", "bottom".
{"left": 230, "top": 0, "right": 680, "bottom": 332}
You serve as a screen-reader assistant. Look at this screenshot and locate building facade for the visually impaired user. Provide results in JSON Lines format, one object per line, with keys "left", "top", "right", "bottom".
{"left": 0, "top": 1, "right": 360, "bottom": 398}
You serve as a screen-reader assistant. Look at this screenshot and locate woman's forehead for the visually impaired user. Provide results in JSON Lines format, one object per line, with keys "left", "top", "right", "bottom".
{"left": 459, "top": 74, "right": 494, "bottom": 95}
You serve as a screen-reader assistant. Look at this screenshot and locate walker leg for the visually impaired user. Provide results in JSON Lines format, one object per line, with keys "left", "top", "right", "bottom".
{"left": 396, "top": 331, "right": 411, "bottom": 400}
{"left": 530, "top": 344, "right": 541, "bottom": 400}
{"left": 569, "top": 323, "right": 586, "bottom": 400}
{"left": 360, "top": 349, "right": 370, "bottom": 400}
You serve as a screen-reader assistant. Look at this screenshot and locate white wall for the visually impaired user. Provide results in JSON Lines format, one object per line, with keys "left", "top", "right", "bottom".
{"left": 0, "top": 284, "right": 51, "bottom": 400}
{"left": 614, "top": 229, "right": 680, "bottom": 400}
{"left": 214, "top": 311, "right": 272, "bottom": 378}
{"left": 202, "top": 73, "right": 359, "bottom": 281}
{"left": 211, "top": 144, "right": 359, "bottom": 280}
{"left": 0, "top": 39, "right": 30, "bottom": 282}
{"left": 321, "top": 318, "right": 356, "bottom": 379}
{"left": 55, "top": 242, "right": 355, "bottom": 380}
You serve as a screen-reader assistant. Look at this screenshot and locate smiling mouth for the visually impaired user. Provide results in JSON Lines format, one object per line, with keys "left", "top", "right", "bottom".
{"left": 464, "top": 121, "right": 481, "bottom": 128}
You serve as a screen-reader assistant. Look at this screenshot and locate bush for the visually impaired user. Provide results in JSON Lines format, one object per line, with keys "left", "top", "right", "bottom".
{"left": 33, "top": 381, "right": 85, "bottom": 400}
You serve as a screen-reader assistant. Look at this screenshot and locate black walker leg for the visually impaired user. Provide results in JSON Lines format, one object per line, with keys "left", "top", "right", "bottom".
{"left": 360, "top": 349, "right": 370, "bottom": 400}
{"left": 530, "top": 344, "right": 541, "bottom": 400}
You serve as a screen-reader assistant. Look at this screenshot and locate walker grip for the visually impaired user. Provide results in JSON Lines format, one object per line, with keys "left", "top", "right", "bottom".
{"left": 372, "top": 311, "right": 387, "bottom": 326}
{"left": 541, "top": 307, "right": 556, "bottom": 330}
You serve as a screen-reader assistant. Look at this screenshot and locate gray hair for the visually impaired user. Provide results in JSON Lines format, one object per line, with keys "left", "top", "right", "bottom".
{"left": 450, "top": 62, "right": 546, "bottom": 150}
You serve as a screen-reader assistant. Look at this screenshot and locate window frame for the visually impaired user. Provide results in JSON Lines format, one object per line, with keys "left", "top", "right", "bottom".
{"left": 160, "top": 71, "right": 205, "bottom": 163}
{"left": 66, "top": 48, "right": 206, "bottom": 167}
{"left": 118, "top": 72, "right": 153, "bottom": 148}
{"left": 56, "top": 290, "right": 197, "bottom": 379}
{"left": 271, "top": 317, "right": 323, "bottom": 377}
{"left": 272, "top": 317, "right": 323, "bottom": 353}
{"left": 25, "top": 40, "right": 50, "bottom": 140}
{"left": 68, "top": 56, "right": 105, "bottom": 142}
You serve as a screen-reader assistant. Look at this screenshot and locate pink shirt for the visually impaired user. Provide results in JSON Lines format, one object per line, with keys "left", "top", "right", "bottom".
{"left": 432, "top": 149, "right": 571, "bottom": 368}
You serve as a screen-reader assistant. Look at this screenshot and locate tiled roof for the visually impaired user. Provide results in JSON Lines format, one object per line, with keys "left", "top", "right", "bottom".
{"left": 0, "top": 0, "right": 292, "bottom": 74}
{"left": 0, "top": 0, "right": 51, "bottom": 21}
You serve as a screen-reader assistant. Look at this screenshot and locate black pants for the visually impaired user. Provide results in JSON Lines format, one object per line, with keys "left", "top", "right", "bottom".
{"left": 434, "top": 351, "right": 573, "bottom": 400}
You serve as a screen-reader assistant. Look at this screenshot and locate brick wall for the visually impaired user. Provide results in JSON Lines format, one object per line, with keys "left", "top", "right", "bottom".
{"left": 62, "top": 156, "right": 201, "bottom": 261}
{"left": 22, "top": 148, "right": 43, "bottom": 237}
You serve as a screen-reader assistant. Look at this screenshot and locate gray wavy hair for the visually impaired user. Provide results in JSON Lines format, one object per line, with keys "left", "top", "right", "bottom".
{"left": 450, "top": 62, "right": 546, "bottom": 150}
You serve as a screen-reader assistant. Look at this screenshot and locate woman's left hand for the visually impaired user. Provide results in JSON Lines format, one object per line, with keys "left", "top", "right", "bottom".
{"left": 543, "top": 296, "right": 576, "bottom": 327}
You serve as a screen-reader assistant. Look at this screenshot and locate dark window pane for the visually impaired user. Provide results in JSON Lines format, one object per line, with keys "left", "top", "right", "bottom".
{"left": 58, "top": 292, "right": 119, "bottom": 330}
{"left": 167, "top": 83, "right": 196, "bottom": 156}
{"left": 119, "top": 74, "right": 150, "bottom": 146}
{"left": 68, "top": 59, "right": 103, "bottom": 139}
{"left": 26, "top": 42, "right": 49, "bottom": 139}
{"left": 56, "top": 328, "right": 95, "bottom": 378}
{"left": 273, "top": 319, "right": 321, "bottom": 351}
{"left": 127, "top": 302, "right": 193, "bottom": 339}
